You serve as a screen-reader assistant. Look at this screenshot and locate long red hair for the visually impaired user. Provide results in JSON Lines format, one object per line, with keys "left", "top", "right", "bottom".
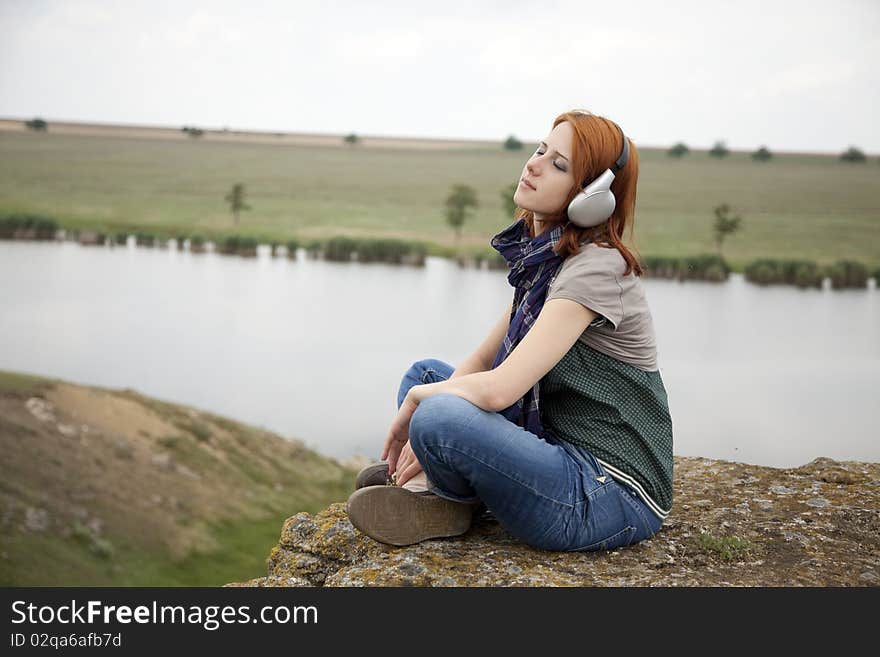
{"left": 517, "top": 109, "right": 644, "bottom": 277}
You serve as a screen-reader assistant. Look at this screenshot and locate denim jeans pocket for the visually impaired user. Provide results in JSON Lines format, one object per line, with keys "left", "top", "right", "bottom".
{"left": 559, "top": 441, "right": 614, "bottom": 503}
{"left": 565, "top": 483, "right": 641, "bottom": 552}
{"left": 568, "top": 524, "right": 638, "bottom": 552}
{"left": 618, "top": 483, "right": 661, "bottom": 539}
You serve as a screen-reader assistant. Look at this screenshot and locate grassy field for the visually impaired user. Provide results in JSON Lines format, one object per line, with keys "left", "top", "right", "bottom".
{"left": 1, "top": 127, "right": 878, "bottom": 271}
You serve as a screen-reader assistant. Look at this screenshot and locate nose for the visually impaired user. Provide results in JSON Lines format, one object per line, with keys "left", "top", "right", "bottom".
{"left": 526, "top": 158, "right": 540, "bottom": 176}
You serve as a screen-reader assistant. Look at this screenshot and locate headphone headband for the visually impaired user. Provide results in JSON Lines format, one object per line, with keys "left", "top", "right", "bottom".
{"left": 611, "top": 122, "right": 629, "bottom": 173}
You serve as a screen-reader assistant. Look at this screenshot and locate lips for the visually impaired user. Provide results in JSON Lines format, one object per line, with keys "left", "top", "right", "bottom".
{"left": 521, "top": 178, "right": 536, "bottom": 190}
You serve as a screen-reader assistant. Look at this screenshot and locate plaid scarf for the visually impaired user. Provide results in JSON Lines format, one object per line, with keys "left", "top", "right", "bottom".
{"left": 489, "top": 217, "right": 567, "bottom": 439}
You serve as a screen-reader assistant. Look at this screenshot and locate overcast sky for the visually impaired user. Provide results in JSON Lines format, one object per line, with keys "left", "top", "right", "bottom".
{"left": 1, "top": 0, "right": 878, "bottom": 153}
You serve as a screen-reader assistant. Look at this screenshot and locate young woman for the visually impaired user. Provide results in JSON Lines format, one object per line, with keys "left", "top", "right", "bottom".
{"left": 347, "top": 109, "right": 674, "bottom": 552}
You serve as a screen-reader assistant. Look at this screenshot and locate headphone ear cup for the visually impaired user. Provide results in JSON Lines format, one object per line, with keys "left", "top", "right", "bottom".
{"left": 567, "top": 169, "right": 617, "bottom": 228}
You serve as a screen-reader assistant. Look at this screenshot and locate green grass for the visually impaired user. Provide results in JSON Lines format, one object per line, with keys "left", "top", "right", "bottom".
{"left": 0, "top": 370, "right": 55, "bottom": 394}
{"left": 696, "top": 531, "right": 761, "bottom": 561}
{"left": 1, "top": 131, "right": 878, "bottom": 270}
{"left": 0, "top": 510, "right": 323, "bottom": 586}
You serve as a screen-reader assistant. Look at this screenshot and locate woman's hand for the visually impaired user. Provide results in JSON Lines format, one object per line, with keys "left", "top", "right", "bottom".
{"left": 394, "top": 440, "right": 423, "bottom": 488}
{"left": 381, "top": 389, "right": 423, "bottom": 485}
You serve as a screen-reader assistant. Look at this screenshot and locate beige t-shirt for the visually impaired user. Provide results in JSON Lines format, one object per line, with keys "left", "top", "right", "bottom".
{"left": 545, "top": 242, "right": 658, "bottom": 371}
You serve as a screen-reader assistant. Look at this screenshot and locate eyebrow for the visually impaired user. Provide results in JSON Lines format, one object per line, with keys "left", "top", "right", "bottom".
{"left": 540, "top": 141, "right": 570, "bottom": 162}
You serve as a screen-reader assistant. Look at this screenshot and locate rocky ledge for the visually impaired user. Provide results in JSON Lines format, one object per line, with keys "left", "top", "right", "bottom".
{"left": 226, "top": 456, "right": 879, "bottom": 587}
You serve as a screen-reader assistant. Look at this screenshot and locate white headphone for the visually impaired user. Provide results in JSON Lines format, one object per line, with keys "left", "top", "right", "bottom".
{"left": 567, "top": 122, "right": 630, "bottom": 228}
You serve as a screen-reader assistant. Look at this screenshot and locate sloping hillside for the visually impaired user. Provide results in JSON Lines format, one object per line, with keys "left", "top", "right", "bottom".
{"left": 0, "top": 370, "right": 360, "bottom": 586}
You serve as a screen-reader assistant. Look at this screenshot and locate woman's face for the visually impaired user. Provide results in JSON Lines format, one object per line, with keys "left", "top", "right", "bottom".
{"left": 513, "top": 120, "right": 576, "bottom": 220}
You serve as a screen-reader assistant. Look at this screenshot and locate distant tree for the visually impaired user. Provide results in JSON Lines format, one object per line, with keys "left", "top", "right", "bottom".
{"left": 182, "top": 126, "right": 204, "bottom": 138}
{"left": 840, "top": 146, "right": 866, "bottom": 163}
{"left": 709, "top": 140, "right": 729, "bottom": 158}
{"left": 224, "top": 183, "right": 251, "bottom": 226}
{"left": 25, "top": 118, "right": 48, "bottom": 132}
{"left": 503, "top": 135, "right": 523, "bottom": 151}
{"left": 713, "top": 203, "right": 742, "bottom": 258}
{"left": 444, "top": 184, "right": 479, "bottom": 251}
{"left": 344, "top": 133, "right": 360, "bottom": 146}
{"left": 500, "top": 182, "right": 518, "bottom": 217}
{"left": 668, "top": 142, "right": 689, "bottom": 158}
{"left": 752, "top": 146, "right": 772, "bottom": 161}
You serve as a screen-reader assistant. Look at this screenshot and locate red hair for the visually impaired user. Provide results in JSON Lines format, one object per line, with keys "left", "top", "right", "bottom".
{"left": 517, "top": 109, "right": 644, "bottom": 277}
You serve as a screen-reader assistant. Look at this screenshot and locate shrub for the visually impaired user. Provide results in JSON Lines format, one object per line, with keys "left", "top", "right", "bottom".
{"left": 77, "top": 230, "right": 106, "bottom": 246}
{"left": 304, "top": 239, "right": 324, "bottom": 259}
{"left": 642, "top": 256, "right": 680, "bottom": 279}
{"left": 667, "top": 142, "right": 689, "bottom": 158}
{"left": 402, "top": 242, "right": 428, "bottom": 266}
{"left": 839, "top": 146, "right": 866, "bottom": 163}
{"left": 824, "top": 260, "right": 869, "bottom": 289}
{"left": 188, "top": 234, "right": 206, "bottom": 253}
{"left": 25, "top": 118, "right": 48, "bottom": 131}
{"left": 34, "top": 217, "right": 58, "bottom": 239}
{"left": 709, "top": 141, "right": 729, "bottom": 158}
{"left": 324, "top": 236, "right": 358, "bottom": 262}
{"left": 135, "top": 232, "right": 156, "bottom": 247}
{"left": 92, "top": 537, "right": 115, "bottom": 559}
{"left": 466, "top": 250, "right": 508, "bottom": 271}
{"left": 752, "top": 146, "right": 772, "bottom": 161}
{"left": 745, "top": 260, "right": 777, "bottom": 285}
{"left": 357, "top": 238, "right": 411, "bottom": 264}
{"left": 236, "top": 236, "right": 258, "bottom": 256}
{"left": 503, "top": 135, "right": 523, "bottom": 150}
{"left": 744, "top": 258, "right": 824, "bottom": 287}
{"left": 0, "top": 213, "right": 59, "bottom": 240}
{"left": 790, "top": 261, "right": 823, "bottom": 288}
{"left": 220, "top": 235, "right": 258, "bottom": 256}
{"left": 158, "top": 435, "right": 180, "bottom": 449}
{"left": 641, "top": 255, "right": 730, "bottom": 282}
{"left": 677, "top": 254, "right": 730, "bottom": 281}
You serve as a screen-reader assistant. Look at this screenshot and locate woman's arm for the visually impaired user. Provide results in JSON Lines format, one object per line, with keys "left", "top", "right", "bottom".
{"left": 410, "top": 298, "right": 595, "bottom": 412}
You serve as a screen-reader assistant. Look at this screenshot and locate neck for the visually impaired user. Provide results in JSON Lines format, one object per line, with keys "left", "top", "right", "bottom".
{"left": 532, "top": 213, "right": 548, "bottom": 238}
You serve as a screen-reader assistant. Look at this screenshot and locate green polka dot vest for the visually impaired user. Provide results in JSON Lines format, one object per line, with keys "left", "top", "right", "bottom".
{"left": 540, "top": 340, "right": 674, "bottom": 520}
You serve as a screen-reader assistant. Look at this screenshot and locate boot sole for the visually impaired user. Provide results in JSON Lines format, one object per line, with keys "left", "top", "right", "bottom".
{"left": 346, "top": 485, "right": 475, "bottom": 546}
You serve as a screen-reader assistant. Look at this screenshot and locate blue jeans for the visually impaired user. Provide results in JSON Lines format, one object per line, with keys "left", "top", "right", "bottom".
{"left": 399, "top": 358, "right": 663, "bottom": 552}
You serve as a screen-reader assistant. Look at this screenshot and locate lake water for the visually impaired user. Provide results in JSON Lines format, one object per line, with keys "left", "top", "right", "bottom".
{"left": 1, "top": 240, "right": 877, "bottom": 468}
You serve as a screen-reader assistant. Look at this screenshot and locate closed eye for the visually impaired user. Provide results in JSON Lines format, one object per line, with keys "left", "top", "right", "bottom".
{"left": 535, "top": 149, "right": 568, "bottom": 172}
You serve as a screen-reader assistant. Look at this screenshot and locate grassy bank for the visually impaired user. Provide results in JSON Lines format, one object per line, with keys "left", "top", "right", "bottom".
{"left": 1, "top": 129, "right": 878, "bottom": 271}
{"left": 0, "top": 369, "right": 358, "bottom": 586}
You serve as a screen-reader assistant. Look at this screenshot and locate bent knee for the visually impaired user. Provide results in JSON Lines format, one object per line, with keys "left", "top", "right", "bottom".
{"left": 410, "top": 394, "right": 479, "bottom": 446}
{"left": 405, "top": 358, "right": 446, "bottom": 379}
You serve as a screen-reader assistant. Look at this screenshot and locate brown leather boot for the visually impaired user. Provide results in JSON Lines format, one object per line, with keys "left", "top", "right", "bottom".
{"left": 346, "top": 485, "right": 478, "bottom": 546}
{"left": 354, "top": 462, "right": 393, "bottom": 489}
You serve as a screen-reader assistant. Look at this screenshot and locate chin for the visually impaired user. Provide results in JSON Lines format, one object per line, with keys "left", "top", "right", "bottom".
{"left": 512, "top": 191, "right": 532, "bottom": 211}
